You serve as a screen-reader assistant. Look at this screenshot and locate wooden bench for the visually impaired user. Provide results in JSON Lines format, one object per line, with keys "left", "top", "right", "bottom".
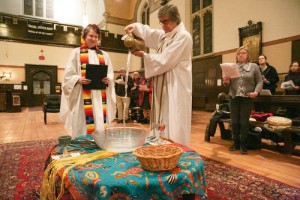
{"left": 212, "top": 118, "right": 300, "bottom": 154}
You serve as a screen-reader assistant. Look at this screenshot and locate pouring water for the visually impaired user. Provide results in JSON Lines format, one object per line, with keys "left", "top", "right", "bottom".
{"left": 121, "top": 50, "right": 132, "bottom": 127}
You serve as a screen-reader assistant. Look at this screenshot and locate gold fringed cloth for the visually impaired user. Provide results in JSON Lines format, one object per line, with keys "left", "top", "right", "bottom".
{"left": 40, "top": 150, "right": 117, "bottom": 200}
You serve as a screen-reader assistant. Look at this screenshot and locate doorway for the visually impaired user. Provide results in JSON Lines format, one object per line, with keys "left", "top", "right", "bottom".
{"left": 32, "top": 72, "right": 51, "bottom": 106}
{"left": 25, "top": 64, "right": 59, "bottom": 107}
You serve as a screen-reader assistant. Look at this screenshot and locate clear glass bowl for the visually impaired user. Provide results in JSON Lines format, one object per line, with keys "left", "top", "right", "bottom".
{"left": 92, "top": 127, "right": 148, "bottom": 153}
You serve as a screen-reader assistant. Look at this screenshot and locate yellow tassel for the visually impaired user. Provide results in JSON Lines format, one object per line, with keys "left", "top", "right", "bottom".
{"left": 40, "top": 150, "right": 117, "bottom": 200}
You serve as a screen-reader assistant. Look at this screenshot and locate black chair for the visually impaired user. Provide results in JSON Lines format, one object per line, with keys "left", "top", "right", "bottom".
{"left": 43, "top": 94, "right": 61, "bottom": 124}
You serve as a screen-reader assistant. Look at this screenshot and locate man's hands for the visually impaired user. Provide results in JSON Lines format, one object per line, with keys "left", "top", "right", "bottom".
{"left": 124, "top": 24, "right": 136, "bottom": 34}
{"left": 131, "top": 50, "right": 145, "bottom": 58}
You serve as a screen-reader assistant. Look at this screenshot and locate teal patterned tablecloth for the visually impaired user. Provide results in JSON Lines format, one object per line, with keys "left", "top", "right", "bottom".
{"left": 50, "top": 135, "right": 207, "bottom": 200}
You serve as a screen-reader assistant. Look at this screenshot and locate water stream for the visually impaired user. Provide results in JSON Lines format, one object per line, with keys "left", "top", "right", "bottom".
{"left": 122, "top": 50, "right": 132, "bottom": 127}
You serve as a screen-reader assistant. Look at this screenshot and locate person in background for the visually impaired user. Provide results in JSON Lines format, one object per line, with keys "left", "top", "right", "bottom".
{"left": 223, "top": 46, "right": 263, "bottom": 154}
{"left": 59, "top": 24, "right": 116, "bottom": 138}
{"left": 206, "top": 92, "right": 230, "bottom": 141}
{"left": 258, "top": 54, "right": 279, "bottom": 94}
{"left": 130, "top": 71, "right": 142, "bottom": 108}
{"left": 138, "top": 77, "right": 153, "bottom": 124}
{"left": 115, "top": 68, "right": 134, "bottom": 123}
{"left": 284, "top": 61, "right": 300, "bottom": 95}
{"left": 124, "top": 4, "right": 192, "bottom": 146}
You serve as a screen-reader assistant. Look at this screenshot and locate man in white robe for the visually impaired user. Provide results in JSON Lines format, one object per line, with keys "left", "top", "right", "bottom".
{"left": 124, "top": 4, "right": 192, "bottom": 146}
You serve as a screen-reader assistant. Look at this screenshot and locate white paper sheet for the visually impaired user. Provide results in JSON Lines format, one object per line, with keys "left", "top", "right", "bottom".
{"left": 51, "top": 152, "right": 80, "bottom": 160}
{"left": 220, "top": 63, "right": 241, "bottom": 78}
{"left": 280, "top": 80, "right": 295, "bottom": 89}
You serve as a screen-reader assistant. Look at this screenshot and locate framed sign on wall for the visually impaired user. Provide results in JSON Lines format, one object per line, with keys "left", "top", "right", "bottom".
{"left": 238, "top": 20, "right": 262, "bottom": 63}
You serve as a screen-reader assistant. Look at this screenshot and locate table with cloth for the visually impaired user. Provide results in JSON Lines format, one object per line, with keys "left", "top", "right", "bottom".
{"left": 43, "top": 135, "right": 207, "bottom": 200}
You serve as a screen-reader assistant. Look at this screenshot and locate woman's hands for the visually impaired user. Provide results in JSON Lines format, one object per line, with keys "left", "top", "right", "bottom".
{"left": 78, "top": 77, "right": 91, "bottom": 85}
{"left": 77, "top": 77, "right": 110, "bottom": 85}
{"left": 102, "top": 77, "right": 110, "bottom": 85}
{"left": 223, "top": 76, "right": 231, "bottom": 85}
{"left": 248, "top": 91, "right": 258, "bottom": 98}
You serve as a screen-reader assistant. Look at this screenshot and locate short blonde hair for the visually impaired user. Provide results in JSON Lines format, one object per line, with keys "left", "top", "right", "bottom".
{"left": 236, "top": 46, "right": 250, "bottom": 63}
{"left": 132, "top": 72, "right": 140, "bottom": 78}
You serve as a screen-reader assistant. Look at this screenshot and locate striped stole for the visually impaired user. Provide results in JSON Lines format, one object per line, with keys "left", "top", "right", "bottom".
{"left": 80, "top": 48, "right": 107, "bottom": 134}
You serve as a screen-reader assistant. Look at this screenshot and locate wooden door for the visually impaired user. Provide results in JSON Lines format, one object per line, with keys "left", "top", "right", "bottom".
{"left": 192, "top": 55, "right": 227, "bottom": 111}
{"left": 32, "top": 72, "right": 51, "bottom": 106}
{"left": 24, "top": 64, "right": 58, "bottom": 107}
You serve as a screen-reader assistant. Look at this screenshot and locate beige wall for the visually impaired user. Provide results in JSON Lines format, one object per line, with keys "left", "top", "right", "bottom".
{"left": 214, "top": 0, "right": 300, "bottom": 52}
{"left": 0, "top": 40, "right": 139, "bottom": 84}
{"left": 0, "top": 41, "right": 72, "bottom": 84}
{"left": 221, "top": 42, "right": 292, "bottom": 74}
{"left": 214, "top": 0, "right": 300, "bottom": 73}
{"left": 263, "top": 42, "right": 292, "bottom": 73}
{"left": 1, "top": 0, "right": 299, "bottom": 84}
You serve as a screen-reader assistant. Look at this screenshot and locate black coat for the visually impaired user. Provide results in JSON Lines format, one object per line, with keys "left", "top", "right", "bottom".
{"left": 284, "top": 71, "right": 300, "bottom": 95}
{"left": 115, "top": 75, "right": 134, "bottom": 97}
{"left": 261, "top": 64, "right": 279, "bottom": 94}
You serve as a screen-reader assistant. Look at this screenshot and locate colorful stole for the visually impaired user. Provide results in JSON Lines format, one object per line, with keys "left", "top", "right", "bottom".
{"left": 80, "top": 45, "right": 107, "bottom": 134}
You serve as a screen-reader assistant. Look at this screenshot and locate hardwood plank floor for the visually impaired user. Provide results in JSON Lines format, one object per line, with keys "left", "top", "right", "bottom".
{"left": 0, "top": 107, "right": 299, "bottom": 188}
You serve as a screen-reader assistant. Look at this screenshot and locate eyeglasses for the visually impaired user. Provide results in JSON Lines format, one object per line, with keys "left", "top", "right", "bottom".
{"left": 159, "top": 19, "right": 171, "bottom": 25}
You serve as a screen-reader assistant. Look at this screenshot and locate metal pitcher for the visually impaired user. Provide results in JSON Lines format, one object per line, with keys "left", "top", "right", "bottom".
{"left": 123, "top": 34, "right": 145, "bottom": 52}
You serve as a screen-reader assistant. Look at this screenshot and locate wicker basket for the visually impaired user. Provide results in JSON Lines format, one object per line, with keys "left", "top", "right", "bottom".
{"left": 133, "top": 145, "right": 183, "bottom": 171}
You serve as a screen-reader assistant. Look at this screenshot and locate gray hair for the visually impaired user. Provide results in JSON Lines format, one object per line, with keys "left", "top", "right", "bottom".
{"left": 158, "top": 4, "right": 181, "bottom": 25}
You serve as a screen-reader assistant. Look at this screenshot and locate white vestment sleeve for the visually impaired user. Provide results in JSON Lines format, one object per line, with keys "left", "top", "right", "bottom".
{"left": 144, "top": 32, "right": 192, "bottom": 78}
{"left": 59, "top": 48, "right": 82, "bottom": 131}
{"left": 132, "top": 23, "right": 164, "bottom": 52}
{"left": 103, "top": 51, "right": 116, "bottom": 124}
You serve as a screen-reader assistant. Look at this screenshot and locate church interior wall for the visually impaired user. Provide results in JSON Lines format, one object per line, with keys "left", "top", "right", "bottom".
{"left": 214, "top": 0, "right": 300, "bottom": 52}
{"left": 0, "top": 0, "right": 299, "bottom": 86}
{"left": 214, "top": 0, "right": 300, "bottom": 73}
{"left": 263, "top": 42, "right": 292, "bottom": 73}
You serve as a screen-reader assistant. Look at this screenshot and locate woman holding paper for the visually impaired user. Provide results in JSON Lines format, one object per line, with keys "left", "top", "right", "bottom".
{"left": 284, "top": 61, "right": 300, "bottom": 95}
{"left": 223, "top": 46, "right": 263, "bottom": 154}
{"left": 59, "top": 24, "right": 116, "bottom": 137}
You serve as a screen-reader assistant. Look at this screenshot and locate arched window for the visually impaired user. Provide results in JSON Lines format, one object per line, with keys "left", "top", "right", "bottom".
{"left": 191, "top": 0, "right": 213, "bottom": 57}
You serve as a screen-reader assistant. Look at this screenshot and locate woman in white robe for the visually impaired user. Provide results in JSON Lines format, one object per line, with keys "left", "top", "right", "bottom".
{"left": 124, "top": 4, "right": 192, "bottom": 146}
{"left": 59, "top": 24, "right": 116, "bottom": 138}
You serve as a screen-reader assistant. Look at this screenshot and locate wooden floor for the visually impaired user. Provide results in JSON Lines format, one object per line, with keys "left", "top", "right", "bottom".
{"left": 0, "top": 107, "right": 299, "bottom": 188}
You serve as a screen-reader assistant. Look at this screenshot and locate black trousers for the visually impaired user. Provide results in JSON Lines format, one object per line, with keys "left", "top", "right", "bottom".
{"left": 230, "top": 96, "right": 253, "bottom": 146}
{"left": 208, "top": 112, "right": 229, "bottom": 136}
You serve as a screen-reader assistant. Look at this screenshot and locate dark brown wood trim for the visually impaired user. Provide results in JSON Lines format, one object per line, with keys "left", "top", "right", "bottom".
{"left": 263, "top": 35, "right": 300, "bottom": 47}
{"left": 214, "top": 35, "right": 300, "bottom": 56}
{"left": 0, "top": 65, "right": 24, "bottom": 69}
{"left": 0, "top": 65, "right": 65, "bottom": 71}
{"left": 214, "top": 49, "right": 237, "bottom": 56}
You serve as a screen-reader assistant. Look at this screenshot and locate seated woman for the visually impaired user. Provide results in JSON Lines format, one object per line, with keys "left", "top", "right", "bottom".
{"left": 284, "top": 61, "right": 300, "bottom": 95}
